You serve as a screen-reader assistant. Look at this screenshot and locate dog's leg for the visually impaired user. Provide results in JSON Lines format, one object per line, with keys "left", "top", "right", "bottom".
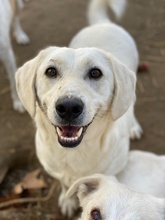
{"left": 1, "top": 42, "right": 25, "bottom": 112}
{"left": 58, "top": 184, "right": 78, "bottom": 217}
{"left": 13, "top": 16, "right": 30, "bottom": 45}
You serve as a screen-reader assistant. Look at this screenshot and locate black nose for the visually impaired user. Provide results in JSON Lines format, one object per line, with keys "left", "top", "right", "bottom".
{"left": 56, "top": 97, "right": 84, "bottom": 121}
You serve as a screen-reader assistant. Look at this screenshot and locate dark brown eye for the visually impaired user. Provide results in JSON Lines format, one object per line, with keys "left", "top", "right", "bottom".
{"left": 90, "top": 209, "right": 101, "bottom": 220}
{"left": 45, "top": 67, "right": 57, "bottom": 77}
{"left": 89, "top": 68, "right": 102, "bottom": 79}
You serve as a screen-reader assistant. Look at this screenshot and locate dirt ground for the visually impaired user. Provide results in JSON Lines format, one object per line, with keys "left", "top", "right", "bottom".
{"left": 0, "top": 0, "right": 165, "bottom": 219}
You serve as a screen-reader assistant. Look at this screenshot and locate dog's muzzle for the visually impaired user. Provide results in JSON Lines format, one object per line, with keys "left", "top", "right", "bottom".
{"left": 55, "top": 96, "right": 88, "bottom": 148}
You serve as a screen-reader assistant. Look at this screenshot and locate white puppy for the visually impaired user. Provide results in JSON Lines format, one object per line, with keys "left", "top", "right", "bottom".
{"left": 0, "top": 0, "right": 29, "bottom": 112}
{"left": 67, "top": 150, "right": 165, "bottom": 220}
{"left": 15, "top": 0, "right": 142, "bottom": 216}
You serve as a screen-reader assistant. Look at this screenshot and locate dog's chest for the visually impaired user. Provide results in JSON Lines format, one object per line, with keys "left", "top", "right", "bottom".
{"left": 35, "top": 125, "right": 129, "bottom": 187}
{"left": 36, "top": 132, "right": 105, "bottom": 183}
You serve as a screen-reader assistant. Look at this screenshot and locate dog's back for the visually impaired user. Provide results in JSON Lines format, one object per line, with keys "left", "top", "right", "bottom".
{"left": 69, "top": 0, "right": 138, "bottom": 72}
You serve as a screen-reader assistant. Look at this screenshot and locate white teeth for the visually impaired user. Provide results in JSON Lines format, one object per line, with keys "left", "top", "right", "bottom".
{"left": 56, "top": 127, "right": 62, "bottom": 136}
{"left": 77, "top": 127, "right": 83, "bottom": 138}
{"left": 56, "top": 126, "right": 84, "bottom": 142}
{"left": 61, "top": 136, "right": 79, "bottom": 142}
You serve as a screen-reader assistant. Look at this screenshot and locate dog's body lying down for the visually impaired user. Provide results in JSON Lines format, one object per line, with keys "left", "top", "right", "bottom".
{"left": 67, "top": 150, "right": 165, "bottom": 220}
{"left": 16, "top": 0, "right": 142, "bottom": 216}
{"left": 0, "top": 0, "right": 29, "bottom": 112}
{"left": 117, "top": 150, "right": 165, "bottom": 198}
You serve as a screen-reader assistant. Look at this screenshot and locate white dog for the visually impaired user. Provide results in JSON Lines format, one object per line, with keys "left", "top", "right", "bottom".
{"left": 67, "top": 150, "right": 165, "bottom": 220}
{"left": 0, "top": 0, "right": 29, "bottom": 112}
{"left": 15, "top": 0, "right": 142, "bottom": 216}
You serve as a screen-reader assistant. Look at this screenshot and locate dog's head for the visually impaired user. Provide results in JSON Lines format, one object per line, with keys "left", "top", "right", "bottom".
{"left": 16, "top": 46, "right": 136, "bottom": 148}
{"left": 66, "top": 174, "right": 165, "bottom": 220}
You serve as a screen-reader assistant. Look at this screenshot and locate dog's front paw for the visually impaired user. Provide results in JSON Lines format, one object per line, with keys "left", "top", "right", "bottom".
{"left": 129, "top": 121, "right": 143, "bottom": 140}
{"left": 58, "top": 193, "right": 78, "bottom": 217}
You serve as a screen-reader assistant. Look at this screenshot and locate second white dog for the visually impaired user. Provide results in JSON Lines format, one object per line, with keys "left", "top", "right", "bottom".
{"left": 67, "top": 150, "right": 165, "bottom": 220}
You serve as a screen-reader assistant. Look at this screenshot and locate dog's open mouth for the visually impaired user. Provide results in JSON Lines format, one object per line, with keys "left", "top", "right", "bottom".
{"left": 55, "top": 125, "right": 88, "bottom": 148}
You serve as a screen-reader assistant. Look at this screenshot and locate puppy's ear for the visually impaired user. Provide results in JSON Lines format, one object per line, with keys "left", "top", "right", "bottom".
{"left": 15, "top": 57, "right": 38, "bottom": 118}
{"left": 66, "top": 174, "right": 102, "bottom": 201}
{"left": 108, "top": 54, "right": 136, "bottom": 120}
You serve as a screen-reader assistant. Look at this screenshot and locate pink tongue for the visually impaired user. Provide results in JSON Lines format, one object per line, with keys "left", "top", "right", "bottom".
{"left": 60, "top": 126, "right": 80, "bottom": 138}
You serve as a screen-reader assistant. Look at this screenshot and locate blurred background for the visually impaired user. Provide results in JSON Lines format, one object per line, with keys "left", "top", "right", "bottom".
{"left": 0, "top": 0, "right": 165, "bottom": 219}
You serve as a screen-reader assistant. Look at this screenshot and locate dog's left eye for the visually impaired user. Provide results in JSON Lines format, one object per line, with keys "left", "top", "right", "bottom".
{"left": 89, "top": 68, "right": 102, "bottom": 79}
{"left": 45, "top": 67, "right": 57, "bottom": 77}
{"left": 90, "top": 209, "right": 102, "bottom": 220}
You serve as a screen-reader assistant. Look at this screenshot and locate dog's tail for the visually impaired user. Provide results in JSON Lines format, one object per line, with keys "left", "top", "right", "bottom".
{"left": 88, "top": 0, "right": 127, "bottom": 25}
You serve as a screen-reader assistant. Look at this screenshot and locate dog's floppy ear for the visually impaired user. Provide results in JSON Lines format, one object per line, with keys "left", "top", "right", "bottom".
{"left": 15, "top": 57, "right": 38, "bottom": 118}
{"left": 66, "top": 174, "right": 103, "bottom": 201}
{"left": 108, "top": 54, "right": 136, "bottom": 120}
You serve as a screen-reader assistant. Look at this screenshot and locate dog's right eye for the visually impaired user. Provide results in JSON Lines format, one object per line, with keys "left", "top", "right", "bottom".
{"left": 45, "top": 67, "right": 57, "bottom": 77}
{"left": 90, "top": 209, "right": 102, "bottom": 220}
{"left": 89, "top": 68, "right": 102, "bottom": 79}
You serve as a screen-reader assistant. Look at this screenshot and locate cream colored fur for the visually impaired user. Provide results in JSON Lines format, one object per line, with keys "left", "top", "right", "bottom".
{"left": 16, "top": 0, "right": 142, "bottom": 216}
{"left": 67, "top": 150, "right": 165, "bottom": 220}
